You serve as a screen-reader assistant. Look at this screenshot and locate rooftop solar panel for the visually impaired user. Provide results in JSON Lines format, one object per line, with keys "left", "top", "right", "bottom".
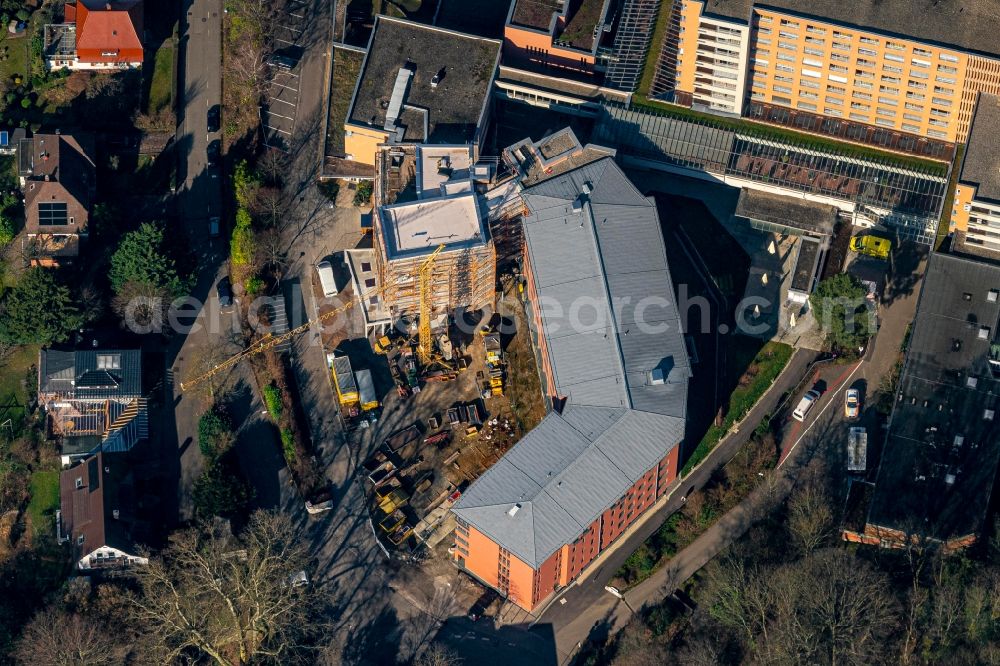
{"left": 38, "top": 201, "right": 68, "bottom": 226}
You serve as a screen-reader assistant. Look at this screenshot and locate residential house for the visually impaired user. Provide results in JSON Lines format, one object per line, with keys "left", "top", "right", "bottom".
{"left": 38, "top": 348, "right": 148, "bottom": 465}
{"left": 18, "top": 132, "right": 96, "bottom": 265}
{"left": 58, "top": 451, "right": 148, "bottom": 570}
{"left": 45, "top": 0, "right": 144, "bottom": 71}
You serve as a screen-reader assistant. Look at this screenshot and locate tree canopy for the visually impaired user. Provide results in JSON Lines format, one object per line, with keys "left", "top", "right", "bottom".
{"left": 809, "top": 273, "right": 873, "bottom": 353}
{"left": 109, "top": 222, "right": 187, "bottom": 296}
{"left": 0, "top": 267, "right": 85, "bottom": 345}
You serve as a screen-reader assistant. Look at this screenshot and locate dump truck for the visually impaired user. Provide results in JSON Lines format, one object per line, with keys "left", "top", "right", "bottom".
{"left": 328, "top": 353, "right": 359, "bottom": 409}
{"left": 850, "top": 235, "right": 892, "bottom": 260}
{"left": 847, "top": 427, "right": 868, "bottom": 472}
{"left": 356, "top": 368, "right": 379, "bottom": 412}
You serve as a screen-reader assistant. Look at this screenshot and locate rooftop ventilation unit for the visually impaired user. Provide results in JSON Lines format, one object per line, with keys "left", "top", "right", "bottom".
{"left": 383, "top": 66, "right": 414, "bottom": 134}
{"left": 507, "top": 503, "right": 521, "bottom": 517}
{"left": 989, "top": 289, "right": 999, "bottom": 303}
{"left": 649, "top": 368, "right": 665, "bottom": 385}
{"left": 979, "top": 326, "right": 991, "bottom": 340}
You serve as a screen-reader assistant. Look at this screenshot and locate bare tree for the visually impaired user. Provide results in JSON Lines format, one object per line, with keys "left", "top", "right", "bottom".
{"left": 130, "top": 511, "right": 319, "bottom": 665}
{"left": 765, "top": 549, "right": 897, "bottom": 666}
{"left": 256, "top": 187, "right": 286, "bottom": 229}
{"left": 15, "top": 607, "right": 127, "bottom": 666}
{"left": 786, "top": 482, "right": 833, "bottom": 554}
{"left": 258, "top": 149, "right": 288, "bottom": 188}
{"left": 258, "top": 228, "right": 288, "bottom": 272}
{"left": 414, "top": 643, "right": 462, "bottom": 666}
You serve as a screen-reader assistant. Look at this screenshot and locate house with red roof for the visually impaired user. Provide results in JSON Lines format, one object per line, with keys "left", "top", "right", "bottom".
{"left": 44, "top": 0, "right": 144, "bottom": 71}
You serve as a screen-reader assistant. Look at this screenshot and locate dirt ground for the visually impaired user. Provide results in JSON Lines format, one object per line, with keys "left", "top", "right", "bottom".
{"left": 362, "top": 284, "right": 547, "bottom": 558}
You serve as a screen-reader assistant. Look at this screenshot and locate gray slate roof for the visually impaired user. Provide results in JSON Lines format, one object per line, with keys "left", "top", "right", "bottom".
{"left": 868, "top": 252, "right": 1000, "bottom": 542}
{"left": 958, "top": 93, "right": 1000, "bottom": 203}
{"left": 453, "top": 406, "right": 685, "bottom": 567}
{"left": 453, "top": 156, "right": 689, "bottom": 568}
{"left": 39, "top": 349, "right": 142, "bottom": 399}
{"left": 521, "top": 157, "right": 690, "bottom": 417}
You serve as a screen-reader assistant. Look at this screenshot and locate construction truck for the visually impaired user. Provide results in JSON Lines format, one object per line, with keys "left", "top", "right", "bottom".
{"left": 484, "top": 333, "right": 504, "bottom": 396}
{"left": 850, "top": 235, "right": 892, "bottom": 260}
{"left": 329, "top": 352, "right": 359, "bottom": 416}
{"left": 356, "top": 368, "right": 379, "bottom": 413}
{"left": 373, "top": 335, "right": 395, "bottom": 355}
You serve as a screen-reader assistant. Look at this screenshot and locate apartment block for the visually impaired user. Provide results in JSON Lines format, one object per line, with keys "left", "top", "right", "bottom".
{"left": 640, "top": 0, "right": 1000, "bottom": 147}
{"left": 452, "top": 147, "right": 691, "bottom": 612}
{"left": 950, "top": 93, "right": 1000, "bottom": 256}
{"left": 653, "top": 0, "right": 750, "bottom": 115}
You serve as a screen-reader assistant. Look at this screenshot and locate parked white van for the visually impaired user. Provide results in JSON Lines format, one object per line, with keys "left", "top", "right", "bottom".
{"left": 316, "top": 260, "right": 338, "bottom": 297}
{"left": 792, "top": 390, "right": 822, "bottom": 422}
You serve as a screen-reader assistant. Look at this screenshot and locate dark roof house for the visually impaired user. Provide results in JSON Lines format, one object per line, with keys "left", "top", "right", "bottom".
{"left": 59, "top": 451, "right": 147, "bottom": 569}
{"left": 20, "top": 133, "right": 96, "bottom": 264}
{"left": 39, "top": 349, "right": 143, "bottom": 400}
{"left": 347, "top": 16, "right": 501, "bottom": 145}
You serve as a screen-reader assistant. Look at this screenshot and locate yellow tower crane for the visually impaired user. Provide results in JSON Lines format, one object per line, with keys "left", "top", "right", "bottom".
{"left": 179, "top": 279, "right": 392, "bottom": 392}
{"left": 417, "top": 244, "right": 445, "bottom": 366}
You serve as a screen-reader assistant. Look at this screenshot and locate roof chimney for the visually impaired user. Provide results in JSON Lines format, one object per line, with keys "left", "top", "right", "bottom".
{"left": 106, "top": 2, "right": 112, "bottom": 9}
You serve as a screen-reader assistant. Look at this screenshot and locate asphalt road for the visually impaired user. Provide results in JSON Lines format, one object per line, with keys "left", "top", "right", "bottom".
{"left": 167, "top": 0, "right": 250, "bottom": 522}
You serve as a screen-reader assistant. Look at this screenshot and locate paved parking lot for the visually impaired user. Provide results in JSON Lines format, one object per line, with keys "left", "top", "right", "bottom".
{"left": 262, "top": 0, "right": 309, "bottom": 150}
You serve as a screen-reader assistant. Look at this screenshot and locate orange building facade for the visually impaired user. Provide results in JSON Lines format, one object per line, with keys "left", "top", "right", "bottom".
{"left": 649, "top": 0, "right": 1000, "bottom": 145}
{"left": 454, "top": 446, "right": 680, "bottom": 611}
{"left": 502, "top": 0, "right": 610, "bottom": 77}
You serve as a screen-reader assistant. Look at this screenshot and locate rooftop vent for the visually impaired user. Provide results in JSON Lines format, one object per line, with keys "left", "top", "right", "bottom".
{"left": 507, "top": 503, "right": 521, "bottom": 517}
{"left": 967, "top": 376, "right": 979, "bottom": 388}
{"left": 979, "top": 326, "right": 991, "bottom": 340}
{"left": 954, "top": 435, "right": 965, "bottom": 447}
{"left": 649, "top": 368, "right": 665, "bottom": 385}
{"left": 945, "top": 473, "right": 956, "bottom": 485}
{"left": 989, "top": 289, "right": 999, "bottom": 303}
{"left": 985, "top": 409, "right": 995, "bottom": 421}
{"left": 963, "top": 292, "right": 973, "bottom": 301}
{"left": 112, "top": 509, "right": 120, "bottom": 519}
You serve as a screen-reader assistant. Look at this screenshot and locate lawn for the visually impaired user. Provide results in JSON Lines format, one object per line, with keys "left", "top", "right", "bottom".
{"left": 27, "top": 470, "right": 59, "bottom": 536}
{"left": 0, "top": 30, "right": 29, "bottom": 85}
{"left": 146, "top": 41, "right": 175, "bottom": 114}
{"left": 0, "top": 344, "right": 38, "bottom": 408}
{"left": 326, "top": 46, "right": 364, "bottom": 157}
{"left": 681, "top": 340, "right": 793, "bottom": 475}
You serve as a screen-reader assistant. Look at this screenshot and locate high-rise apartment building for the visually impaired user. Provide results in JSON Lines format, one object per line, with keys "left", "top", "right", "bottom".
{"left": 950, "top": 93, "right": 1000, "bottom": 256}
{"left": 640, "top": 0, "right": 1000, "bottom": 146}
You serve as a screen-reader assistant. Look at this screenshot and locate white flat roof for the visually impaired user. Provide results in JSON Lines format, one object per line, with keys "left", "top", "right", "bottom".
{"left": 417, "top": 145, "right": 473, "bottom": 199}
{"left": 381, "top": 192, "right": 487, "bottom": 259}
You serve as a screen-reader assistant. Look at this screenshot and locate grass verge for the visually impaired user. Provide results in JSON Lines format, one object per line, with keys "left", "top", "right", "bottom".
{"left": 635, "top": 1, "right": 671, "bottom": 98}
{"left": 614, "top": 418, "right": 780, "bottom": 588}
{"left": 27, "top": 470, "right": 59, "bottom": 536}
{"left": 147, "top": 40, "right": 175, "bottom": 114}
{"left": 681, "top": 341, "right": 792, "bottom": 476}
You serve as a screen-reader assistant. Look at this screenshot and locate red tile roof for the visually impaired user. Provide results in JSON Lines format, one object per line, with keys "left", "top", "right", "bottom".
{"left": 74, "top": 0, "right": 144, "bottom": 64}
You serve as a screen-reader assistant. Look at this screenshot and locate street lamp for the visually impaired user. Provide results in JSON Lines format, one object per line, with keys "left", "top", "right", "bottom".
{"left": 604, "top": 586, "right": 635, "bottom": 614}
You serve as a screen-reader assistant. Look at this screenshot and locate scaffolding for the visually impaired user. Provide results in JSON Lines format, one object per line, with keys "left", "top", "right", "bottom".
{"left": 604, "top": 0, "right": 663, "bottom": 92}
